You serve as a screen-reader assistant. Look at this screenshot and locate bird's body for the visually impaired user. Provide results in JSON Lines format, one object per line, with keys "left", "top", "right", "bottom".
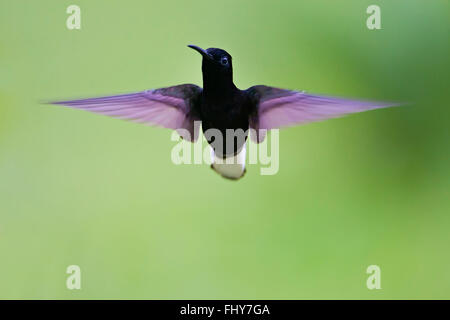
{"left": 200, "top": 88, "right": 251, "bottom": 154}
{"left": 195, "top": 47, "right": 251, "bottom": 164}
{"left": 51, "top": 45, "right": 398, "bottom": 180}
{"left": 201, "top": 89, "right": 250, "bottom": 179}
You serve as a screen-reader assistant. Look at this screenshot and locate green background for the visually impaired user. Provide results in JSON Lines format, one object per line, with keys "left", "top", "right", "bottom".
{"left": 0, "top": 0, "right": 449, "bottom": 299}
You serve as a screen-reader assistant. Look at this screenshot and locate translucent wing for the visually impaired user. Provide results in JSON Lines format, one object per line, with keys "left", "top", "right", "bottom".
{"left": 50, "top": 84, "right": 202, "bottom": 142}
{"left": 247, "top": 85, "right": 398, "bottom": 143}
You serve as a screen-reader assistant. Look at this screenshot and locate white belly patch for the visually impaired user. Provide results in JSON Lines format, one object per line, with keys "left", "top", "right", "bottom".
{"left": 210, "top": 144, "right": 246, "bottom": 180}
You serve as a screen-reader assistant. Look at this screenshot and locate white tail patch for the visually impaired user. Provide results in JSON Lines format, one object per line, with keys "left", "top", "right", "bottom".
{"left": 210, "top": 144, "right": 246, "bottom": 180}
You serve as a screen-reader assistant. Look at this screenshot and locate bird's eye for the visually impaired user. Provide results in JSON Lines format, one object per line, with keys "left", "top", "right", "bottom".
{"left": 220, "top": 57, "right": 229, "bottom": 66}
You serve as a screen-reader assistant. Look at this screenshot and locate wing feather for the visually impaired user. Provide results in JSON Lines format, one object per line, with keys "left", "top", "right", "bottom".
{"left": 247, "top": 85, "right": 399, "bottom": 143}
{"left": 50, "top": 84, "right": 202, "bottom": 142}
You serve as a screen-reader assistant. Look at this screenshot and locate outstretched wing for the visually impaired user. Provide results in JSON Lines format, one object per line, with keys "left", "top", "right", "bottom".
{"left": 246, "top": 85, "right": 398, "bottom": 143}
{"left": 50, "top": 84, "right": 202, "bottom": 142}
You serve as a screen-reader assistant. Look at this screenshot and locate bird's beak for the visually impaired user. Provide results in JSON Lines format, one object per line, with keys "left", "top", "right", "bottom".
{"left": 188, "top": 45, "right": 212, "bottom": 60}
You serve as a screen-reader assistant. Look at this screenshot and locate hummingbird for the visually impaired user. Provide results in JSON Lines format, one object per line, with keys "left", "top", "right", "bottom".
{"left": 51, "top": 45, "right": 396, "bottom": 180}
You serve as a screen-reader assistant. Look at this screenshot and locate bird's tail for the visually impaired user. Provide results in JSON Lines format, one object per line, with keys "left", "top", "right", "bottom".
{"left": 210, "top": 144, "right": 246, "bottom": 180}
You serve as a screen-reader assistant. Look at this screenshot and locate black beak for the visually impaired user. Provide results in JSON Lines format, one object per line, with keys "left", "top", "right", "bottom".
{"left": 188, "top": 45, "right": 212, "bottom": 60}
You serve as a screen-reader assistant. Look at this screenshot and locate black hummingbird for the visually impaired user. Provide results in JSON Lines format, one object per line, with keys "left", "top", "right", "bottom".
{"left": 51, "top": 45, "right": 396, "bottom": 180}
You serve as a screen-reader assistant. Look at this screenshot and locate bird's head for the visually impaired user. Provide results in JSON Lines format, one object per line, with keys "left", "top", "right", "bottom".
{"left": 188, "top": 45, "right": 233, "bottom": 85}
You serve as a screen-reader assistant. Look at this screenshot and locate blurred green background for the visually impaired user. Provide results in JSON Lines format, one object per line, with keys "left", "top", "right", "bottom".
{"left": 0, "top": 0, "right": 449, "bottom": 299}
